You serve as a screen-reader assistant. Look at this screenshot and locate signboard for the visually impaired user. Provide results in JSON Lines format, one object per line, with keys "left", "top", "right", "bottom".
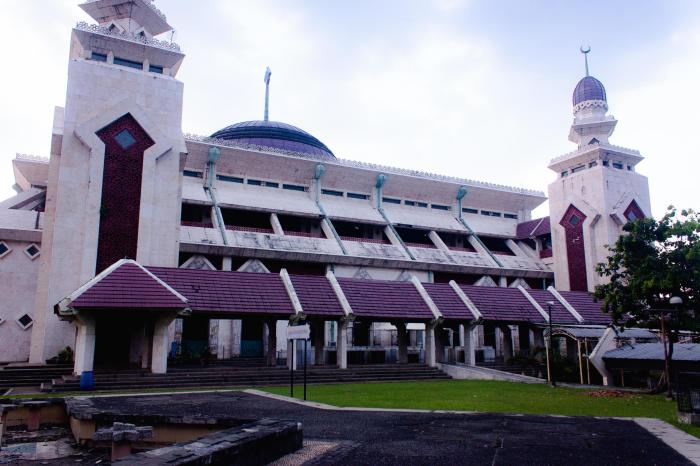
{"left": 287, "top": 324, "right": 310, "bottom": 340}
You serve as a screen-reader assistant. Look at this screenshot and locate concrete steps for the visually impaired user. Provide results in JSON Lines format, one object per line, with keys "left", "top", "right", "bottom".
{"left": 0, "top": 364, "right": 73, "bottom": 393}
{"left": 42, "top": 364, "right": 451, "bottom": 392}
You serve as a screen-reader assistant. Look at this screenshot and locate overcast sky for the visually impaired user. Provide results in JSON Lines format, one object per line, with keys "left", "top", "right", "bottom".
{"left": 1, "top": 0, "right": 699, "bottom": 218}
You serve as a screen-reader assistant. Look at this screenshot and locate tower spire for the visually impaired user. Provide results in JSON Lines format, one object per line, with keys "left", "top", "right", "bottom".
{"left": 580, "top": 45, "right": 591, "bottom": 76}
{"left": 264, "top": 67, "right": 272, "bottom": 121}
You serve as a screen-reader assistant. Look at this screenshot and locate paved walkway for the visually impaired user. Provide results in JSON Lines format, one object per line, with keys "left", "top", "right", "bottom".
{"left": 78, "top": 391, "right": 697, "bottom": 465}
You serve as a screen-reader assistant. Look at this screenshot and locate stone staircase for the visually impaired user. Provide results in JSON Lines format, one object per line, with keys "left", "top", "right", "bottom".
{"left": 0, "top": 364, "right": 73, "bottom": 395}
{"left": 41, "top": 364, "right": 451, "bottom": 393}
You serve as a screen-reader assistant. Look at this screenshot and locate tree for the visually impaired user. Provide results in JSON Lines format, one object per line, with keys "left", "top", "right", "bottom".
{"left": 595, "top": 206, "right": 699, "bottom": 327}
{"left": 595, "top": 207, "right": 700, "bottom": 395}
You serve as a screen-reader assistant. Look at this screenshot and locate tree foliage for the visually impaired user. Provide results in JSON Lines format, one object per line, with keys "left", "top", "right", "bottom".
{"left": 595, "top": 207, "right": 700, "bottom": 328}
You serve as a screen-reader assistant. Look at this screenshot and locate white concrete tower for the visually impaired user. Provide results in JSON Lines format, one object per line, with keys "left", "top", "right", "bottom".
{"left": 548, "top": 49, "right": 651, "bottom": 292}
{"left": 29, "top": 0, "right": 187, "bottom": 363}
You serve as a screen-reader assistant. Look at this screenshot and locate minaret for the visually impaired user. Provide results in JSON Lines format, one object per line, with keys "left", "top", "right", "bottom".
{"left": 547, "top": 48, "right": 651, "bottom": 292}
{"left": 29, "top": 0, "right": 187, "bottom": 365}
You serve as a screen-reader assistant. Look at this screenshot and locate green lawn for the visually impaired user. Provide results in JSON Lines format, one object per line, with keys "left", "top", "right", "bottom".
{"left": 264, "top": 379, "right": 700, "bottom": 438}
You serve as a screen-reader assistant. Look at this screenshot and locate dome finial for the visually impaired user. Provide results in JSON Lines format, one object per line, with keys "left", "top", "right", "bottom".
{"left": 580, "top": 45, "right": 591, "bottom": 77}
{"left": 264, "top": 66, "right": 272, "bottom": 121}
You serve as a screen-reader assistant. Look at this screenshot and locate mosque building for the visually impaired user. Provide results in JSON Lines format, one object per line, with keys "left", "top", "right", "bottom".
{"left": 0, "top": 0, "right": 651, "bottom": 379}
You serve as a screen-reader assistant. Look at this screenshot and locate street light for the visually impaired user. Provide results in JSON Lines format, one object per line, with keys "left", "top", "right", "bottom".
{"left": 546, "top": 301, "right": 556, "bottom": 387}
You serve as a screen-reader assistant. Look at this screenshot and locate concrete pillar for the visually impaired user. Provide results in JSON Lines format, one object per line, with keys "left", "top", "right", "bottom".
{"left": 501, "top": 325, "right": 514, "bottom": 361}
{"left": 499, "top": 276, "right": 508, "bottom": 287}
{"left": 337, "top": 320, "right": 348, "bottom": 369}
{"left": 518, "top": 325, "right": 531, "bottom": 356}
{"left": 222, "top": 257, "right": 233, "bottom": 271}
{"left": 533, "top": 327, "right": 545, "bottom": 349}
{"left": 151, "top": 316, "right": 174, "bottom": 374}
{"left": 463, "top": 324, "right": 477, "bottom": 366}
{"left": 218, "top": 320, "right": 232, "bottom": 359}
{"left": 73, "top": 316, "right": 96, "bottom": 376}
{"left": 396, "top": 322, "right": 408, "bottom": 364}
{"left": 435, "top": 327, "right": 447, "bottom": 363}
{"left": 312, "top": 320, "right": 325, "bottom": 365}
{"left": 266, "top": 320, "right": 277, "bottom": 367}
{"left": 425, "top": 322, "right": 437, "bottom": 367}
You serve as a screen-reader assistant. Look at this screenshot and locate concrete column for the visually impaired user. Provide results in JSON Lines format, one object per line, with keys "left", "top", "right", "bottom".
{"left": 533, "top": 327, "right": 545, "bottom": 349}
{"left": 396, "top": 322, "right": 408, "bottom": 364}
{"left": 463, "top": 324, "right": 477, "bottom": 366}
{"left": 73, "top": 316, "right": 96, "bottom": 376}
{"left": 337, "top": 320, "right": 348, "bottom": 369}
{"left": 435, "top": 327, "right": 447, "bottom": 363}
{"left": 218, "top": 320, "right": 232, "bottom": 359}
{"left": 499, "top": 276, "right": 508, "bottom": 287}
{"left": 518, "top": 324, "right": 531, "bottom": 356}
{"left": 312, "top": 320, "right": 325, "bottom": 365}
{"left": 151, "top": 316, "right": 174, "bottom": 374}
{"left": 425, "top": 322, "right": 437, "bottom": 367}
{"left": 501, "top": 325, "right": 514, "bottom": 361}
{"left": 222, "top": 257, "right": 233, "bottom": 271}
{"left": 266, "top": 320, "right": 277, "bottom": 367}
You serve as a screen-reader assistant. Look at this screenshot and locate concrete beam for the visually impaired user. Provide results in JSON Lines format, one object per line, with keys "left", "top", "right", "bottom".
{"left": 517, "top": 285, "right": 550, "bottom": 322}
{"left": 279, "top": 269, "right": 304, "bottom": 320}
{"left": 547, "top": 286, "right": 584, "bottom": 323}
{"left": 270, "top": 213, "right": 285, "bottom": 236}
{"left": 449, "top": 280, "right": 483, "bottom": 320}
{"left": 325, "top": 271, "right": 354, "bottom": 320}
{"left": 411, "top": 275, "right": 443, "bottom": 322}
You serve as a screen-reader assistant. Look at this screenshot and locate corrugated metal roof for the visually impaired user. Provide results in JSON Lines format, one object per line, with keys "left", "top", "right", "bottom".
{"left": 604, "top": 343, "right": 700, "bottom": 362}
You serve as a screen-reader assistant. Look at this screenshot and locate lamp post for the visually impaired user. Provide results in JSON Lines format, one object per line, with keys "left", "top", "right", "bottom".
{"left": 546, "top": 301, "right": 556, "bottom": 387}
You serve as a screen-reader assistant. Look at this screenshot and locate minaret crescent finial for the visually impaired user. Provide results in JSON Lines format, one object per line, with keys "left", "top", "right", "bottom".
{"left": 264, "top": 66, "right": 272, "bottom": 121}
{"left": 580, "top": 45, "right": 591, "bottom": 76}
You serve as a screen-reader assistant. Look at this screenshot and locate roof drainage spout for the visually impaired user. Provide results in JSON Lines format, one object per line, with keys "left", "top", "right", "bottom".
{"left": 313, "top": 163, "right": 347, "bottom": 255}
{"left": 205, "top": 147, "right": 229, "bottom": 246}
{"left": 375, "top": 173, "right": 415, "bottom": 260}
{"left": 455, "top": 186, "right": 502, "bottom": 268}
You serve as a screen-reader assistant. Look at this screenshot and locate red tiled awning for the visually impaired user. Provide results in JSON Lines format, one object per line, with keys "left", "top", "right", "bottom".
{"left": 459, "top": 285, "right": 544, "bottom": 323}
{"left": 289, "top": 274, "right": 345, "bottom": 317}
{"left": 337, "top": 277, "right": 434, "bottom": 321}
{"left": 148, "top": 267, "right": 295, "bottom": 317}
{"left": 422, "top": 283, "right": 474, "bottom": 321}
{"left": 64, "top": 260, "right": 188, "bottom": 311}
{"left": 557, "top": 291, "right": 611, "bottom": 325}
{"left": 525, "top": 289, "right": 579, "bottom": 325}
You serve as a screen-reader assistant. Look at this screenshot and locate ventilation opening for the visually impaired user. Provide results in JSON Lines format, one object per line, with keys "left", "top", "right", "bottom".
{"left": 333, "top": 220, "right": 389, "bottom": 243}
{"left": 221, "top": 208, "right": 273, "bottom": 233}
{"left": 439, "top": 232, "right": 475, "bottom": 252}
{"left": 180, "top": 204, "right": 212, "bottom": 228}
{"left": 0, "top": 241, "right": 10, "bottom": 258}
{"left": 24, "top": 244, "right": 40, "bottom": 260}
{"left": 480, "top": 236, "right": 515, "bottom": 255}
{"left": 17, "top": 314, "right": 33, "bottom": 330}
{"left": 277, "top": 214, "right": 323, "bottom": 238}
{"left": 394, "top": 226, "right": 435, "bottom": 248}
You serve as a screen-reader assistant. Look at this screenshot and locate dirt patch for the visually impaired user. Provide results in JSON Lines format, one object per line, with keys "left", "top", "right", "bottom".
{"left": 585, "top": 390, "right": 642, "bottom": 399}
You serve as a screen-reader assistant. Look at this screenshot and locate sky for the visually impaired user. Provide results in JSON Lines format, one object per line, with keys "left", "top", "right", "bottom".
{"left": 1, "top": 0, "right": 699, "bottom": 218}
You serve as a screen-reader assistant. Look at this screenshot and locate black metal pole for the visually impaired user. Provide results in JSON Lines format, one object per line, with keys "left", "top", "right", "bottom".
{"left": 548, "top": 303, "right": 556, "bottom": 387}
{"left": 290, "top": 339, "right": 294, "bottom": 398}
{"left": 303, "top": 338, "right": 308, "bottom": 401}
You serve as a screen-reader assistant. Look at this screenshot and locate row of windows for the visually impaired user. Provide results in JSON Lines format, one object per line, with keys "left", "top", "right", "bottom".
{"left": 561, "top": 160, "right": 634, "bottom": 178}
{"left": 0, "top": 242, "right": 40, "bottom": 261}
{"left": 90, "top": 52, "right": 164, "bottom": 74}
{"left": 183, "top": 170, "right": 518, "bottom": 219}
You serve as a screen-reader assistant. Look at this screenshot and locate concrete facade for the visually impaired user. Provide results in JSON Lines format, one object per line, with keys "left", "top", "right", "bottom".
{"left": 0, "top": 0, "right": 650, "bottom": 367}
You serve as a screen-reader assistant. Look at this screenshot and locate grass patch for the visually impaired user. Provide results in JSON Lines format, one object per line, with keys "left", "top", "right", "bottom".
{"left": 264, "top": 379, "right": 700, "bottom": 438}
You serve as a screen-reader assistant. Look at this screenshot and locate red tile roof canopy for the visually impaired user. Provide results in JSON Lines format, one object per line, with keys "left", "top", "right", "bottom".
{"left": 148, "top": 267, "right": 296, "bottom": 317}
{"left": 337, "top": 277, "right": 434, "bottom": 321}
{"left": 58, "top": 260, "right": 189, "bottom": 313}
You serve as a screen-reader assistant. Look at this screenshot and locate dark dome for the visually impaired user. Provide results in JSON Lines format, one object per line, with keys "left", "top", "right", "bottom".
{"left": 572, "top": 76, "right": 607, "bottom": 106}
{"left": 210, "top": 120, "right": 334, "bottom": 159}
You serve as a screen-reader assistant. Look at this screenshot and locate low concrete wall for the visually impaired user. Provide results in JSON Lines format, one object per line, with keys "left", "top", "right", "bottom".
{"left": 113, "top": 419, "right": 303, "bottom": 465}
{"left": 437, "top": 363, "right": 545, "bottom": 384}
